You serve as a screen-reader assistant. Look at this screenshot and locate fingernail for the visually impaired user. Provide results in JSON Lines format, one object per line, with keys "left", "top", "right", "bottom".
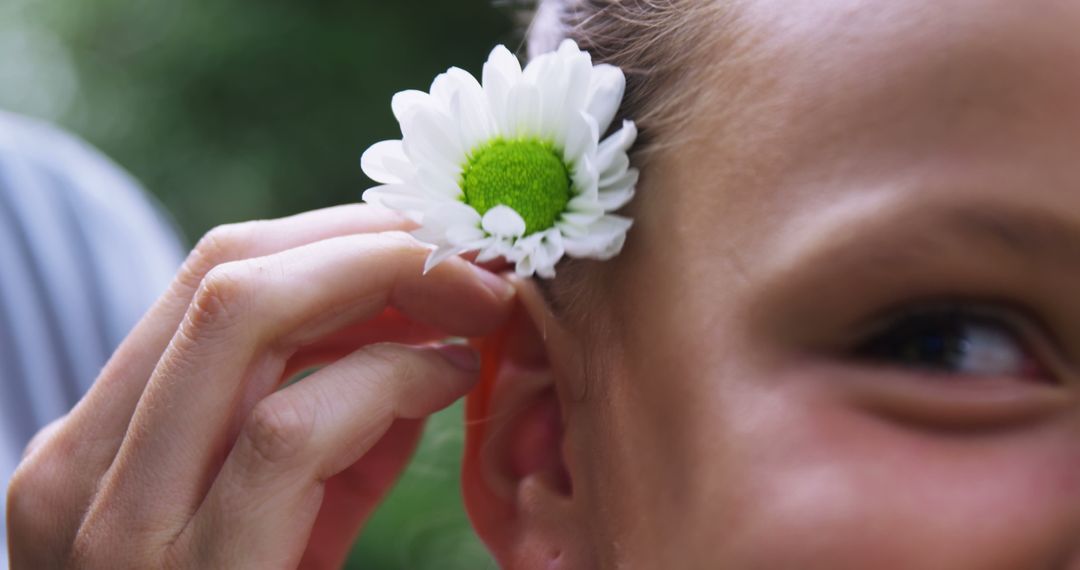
{"left": 472, "top": 265, "right": 515, "bottom": 301}
{"left": 435, "top": 344, "right": 482, "bottom": 372}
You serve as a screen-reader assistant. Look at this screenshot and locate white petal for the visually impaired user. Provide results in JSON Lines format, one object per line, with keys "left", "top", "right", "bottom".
{"left": 411, "top": 224, "right": 447, "bottom": 244}
{"left": 363, "top": 184, "right": 436, "bottom": 215}
{"left": 415, "top": 165, "right": 463, "bottom": 200}
{"left": 523, "top": 53, "right": 561, "bottom": 141}
{"left": 555, "top": 40, "right": 593, "bottom": 120}
{"left": 446, "top": 224, "right": 487, "bottom": 246}
{"left": 483, "top": 46, "right": 522, "bottom": 136}
{"left": 559, "top": 209, "right": 603, "bottom": 229}
{"left": 510, "top": 235, "right": 543, "bottom": 276}
{"left": 561, "top": 214, "right": 632, "bottom": 259}
{"left": 429, "top": 67, "right": 466, "bottom": 105}
{"left": 586, "top": 64, "right": 626, "bottom": 134}
{"left": 597, "top": 231, "right": 627, "bottom": 259}
{"left": 426, "top": 200, "right": 482, "bottom": 227}
{"left": 533, "top": 230, "right": 565, "bottom": 276}
{"left": 485, "top": 45, "right": 523, "bottom": 84}
{"left": 431, "top": 67, "right": 496, "bottom": 151}
{"left": 481, "top": 205, "right": 527, "bottom": 237}
{"left": 571, "top": 153, "right": 599, "bottom": 199}
{"left": 535, "top": 263, "right": 556, "bottom": 279}
{"left": 423, "top": 245, "right": 467, "bottom": 274}
{"left": 596, "top": 168, "right": 638, "bottom": 210}
{"left": 525, "top": 44, "right": 591, "bottom": 144}
{"left": 522, "top": 50, "right": 556, "bottom": 85}
{"left": 598, "top": 153, "right": 629, "bottom": 187}
{"left": 475, "top": 244, "right": 504, "bottom": 263}
{"left": 514, "top": 255, "right": 536, "bottom": 278}
{"left": 411, "top": 200, "right": 481, "bottom": 243}
{"left": 501, "top": 81, "right": 542, "bottom": 138}
{"left": 392, "top": 90, "right": 436, "bottom": 124}
{"left": 446, "top": 66, "right": 483, "bottom": 93}
{"left": 555, "top": 218, "right": 588, "bottom": 238}
{"left": 503, "top": 230, "right": 562, "bottom": 278}
{"left": 567, "top": 198, "right": 604, "bottom": 220}
{"left": 596, "top": 120, "right": 638, "bottom": 177}
{"left": 361, "top": 140, "right": 412, "bottom": 184}
{"left": 512, "top": 232, "right": 543, "bottom": 252}
{"left": 400, "top": 106, "right": 465, "bottom": 173}
{"left": 476, "top": 236, "right": 516, "bottom": 262}
{"left": 557, "top": 38, "right": 588, "bottom": 60}
{"left": 562, "top": 111, "right": 598, "bottom": 167}
{"left": 446, "top": 79, "right": 496, "bottom": 150}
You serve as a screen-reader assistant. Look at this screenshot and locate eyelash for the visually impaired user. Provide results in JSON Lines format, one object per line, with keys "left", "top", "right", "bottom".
{"left": 853, "top": 302, "right": 1053, "bottom": 383}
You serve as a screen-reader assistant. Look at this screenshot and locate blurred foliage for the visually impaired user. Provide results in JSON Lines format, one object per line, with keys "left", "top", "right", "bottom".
{"left": 0, "top": 0, "right": 516, "bottom": 242}
{"left": 0, "top": 1, "right": 519, "bottom": 568}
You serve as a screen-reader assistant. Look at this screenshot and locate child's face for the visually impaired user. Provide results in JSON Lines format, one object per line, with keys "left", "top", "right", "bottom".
{"left": 570, "top": 1, "right": 1080, "bottom": 566}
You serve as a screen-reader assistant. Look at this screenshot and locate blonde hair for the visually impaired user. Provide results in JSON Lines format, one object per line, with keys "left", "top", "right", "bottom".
{"left": 520, "top": 0, "right": 750, "bottom": 324}
{"left": 526, "top": 0, "right": 742, "bottom": 157}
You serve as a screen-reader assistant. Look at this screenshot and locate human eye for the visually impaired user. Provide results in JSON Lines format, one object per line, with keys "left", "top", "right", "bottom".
{"left": 820, "top": 301, "right": 1080, "bottom": 428}
{"left": 853, "top": 303, "right": 1052, "bottom": 383}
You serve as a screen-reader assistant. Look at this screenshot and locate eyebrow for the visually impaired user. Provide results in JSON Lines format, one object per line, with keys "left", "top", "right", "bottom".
{"left": 946, "top": 206, "right": 1080, "bottom": 268}
{"left": 770, "top": 198, "right": 1080, "bottom": 290}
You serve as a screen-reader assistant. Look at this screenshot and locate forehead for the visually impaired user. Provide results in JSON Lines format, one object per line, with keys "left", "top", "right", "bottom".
{"left": 605, "top": 0, "right": 1080, "bottom": 360}
{"left": 639, "top": 0, "right": 1080, "bottom": 257}
{"left": 737, "top": 0, "right": 1080, "bottom": 146}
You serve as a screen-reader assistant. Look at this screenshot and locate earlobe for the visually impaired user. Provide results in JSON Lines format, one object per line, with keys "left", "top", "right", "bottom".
{"left": 462, "top": 276, "right": 583, "bottom": 569}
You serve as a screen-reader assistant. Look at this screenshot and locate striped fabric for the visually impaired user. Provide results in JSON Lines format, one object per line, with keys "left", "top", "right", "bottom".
{"left": 0, "top": 110, "right": 186, "bottom": 567}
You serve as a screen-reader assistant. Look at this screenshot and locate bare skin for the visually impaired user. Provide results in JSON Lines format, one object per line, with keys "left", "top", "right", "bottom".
{"left": 6, "top": 205, "right": 516, "bottom": 568}
{"left": 9, "top": 0, "right": 1080, "bottom": 568}
{"left": 463, "top": 1, "right": 1080, "bottom": 568}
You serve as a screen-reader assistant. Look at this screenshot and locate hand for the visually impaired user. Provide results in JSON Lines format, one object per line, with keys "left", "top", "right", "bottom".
{"left": 6, "top": 204, "right": 516, "bottom": 569}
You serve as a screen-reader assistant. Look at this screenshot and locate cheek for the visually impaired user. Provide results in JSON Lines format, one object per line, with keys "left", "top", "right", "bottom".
{"left": 706, "top": 388, "right": 1080, "bottom": 568}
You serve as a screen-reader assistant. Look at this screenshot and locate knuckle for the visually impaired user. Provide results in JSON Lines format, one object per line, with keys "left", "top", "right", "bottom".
{"left": 243, "top": 395, "right": 314, "bottom": 466}
{"left": 374, "top": 230, "right": 423, "bottom": 254}
{"left": 6, "top": 465, "right": 40, "bottom": 529}
{"left": 7, "top": 449, "right": 70, "bottom": 539}
{"left": 69, "top": 522, "right": 150, "bottom": 569}
{"left": 182, "top": 222, "right": 256, "bottom": 281}
{"left": 359, "top": 342, "right": 419, "bottom": 382}
{"left": 69, "top": 498, "right": 164, "bottom": 568}
{"left": 21, "top": 415, "right": 66, "bottom": 460}
{"left": 185, "top": 261, "right": 257, "bottom": 334}
{"left": 354, "top": 343, "right": 428, "bottom": 405}
{"left": 68, "top": 526, "right": 102, "bottom": 567}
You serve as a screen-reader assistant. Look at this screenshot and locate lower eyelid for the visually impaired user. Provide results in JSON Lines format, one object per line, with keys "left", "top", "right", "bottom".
{"left": 832, "top": 365, "right": 1073, "bottom": 431}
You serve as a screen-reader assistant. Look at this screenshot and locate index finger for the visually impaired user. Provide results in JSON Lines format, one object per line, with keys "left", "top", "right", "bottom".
{"left": 84, "top": 232, "right": 514, "bottom": 532}
{"left": 35, "top": 205, "right": 417, "bottom": 545}
{"left": 63, "top": 205, "right": 412, "bottom": 454}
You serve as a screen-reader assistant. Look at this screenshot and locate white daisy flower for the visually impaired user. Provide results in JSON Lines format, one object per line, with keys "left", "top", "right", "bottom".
{"left": 361, "top": 39, "right": 638, "bottom": 278}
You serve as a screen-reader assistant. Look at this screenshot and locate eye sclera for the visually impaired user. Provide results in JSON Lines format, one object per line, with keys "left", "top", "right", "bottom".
{"left": 848, "top": 299, "right": 1072, "bottom": 386}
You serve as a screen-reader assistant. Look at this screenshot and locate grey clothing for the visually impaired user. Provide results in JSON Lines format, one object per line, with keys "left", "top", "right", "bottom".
{"left": 0, "top": 110, "right": 185, "bottom": 567}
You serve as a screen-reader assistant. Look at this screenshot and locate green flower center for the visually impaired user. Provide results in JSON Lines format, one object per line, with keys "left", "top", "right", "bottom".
{"left": 460, "top": 138, "right": 571, "bottom": 235}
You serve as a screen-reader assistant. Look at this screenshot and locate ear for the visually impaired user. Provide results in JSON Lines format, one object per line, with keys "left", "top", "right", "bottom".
{"left": 462, "top": 276, "right": 586, "bottom": 569}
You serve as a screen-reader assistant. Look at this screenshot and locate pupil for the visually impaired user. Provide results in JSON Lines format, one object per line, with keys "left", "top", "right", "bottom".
{"left": 460, "top": 139, "right": 571, "bottom": 235}
{"left": 861, "top": 315, "right": 970, "bottom": 372}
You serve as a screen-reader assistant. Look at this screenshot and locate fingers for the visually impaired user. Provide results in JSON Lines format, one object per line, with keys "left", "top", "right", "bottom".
{"left": 177, "top": 343, "right": 480, "bottom": 569}
{"left": 83, "top": 231, "right": 513, "bottom": 537}
{"left": 60, "top": 204, "right": 412, "bottom": 464}
{"left": 22, "top": 205, "right": 413, "bottom": 548}
{"left": 279, "top": 309, "right": 443, "bottom": 382}
{"left": 299, "top": 418, "right": 427, "bottom": 568}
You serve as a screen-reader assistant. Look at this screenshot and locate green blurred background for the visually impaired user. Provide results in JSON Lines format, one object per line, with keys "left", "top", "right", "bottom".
{"left": 0, "top": 0, "right": 524, "bottom": 567}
